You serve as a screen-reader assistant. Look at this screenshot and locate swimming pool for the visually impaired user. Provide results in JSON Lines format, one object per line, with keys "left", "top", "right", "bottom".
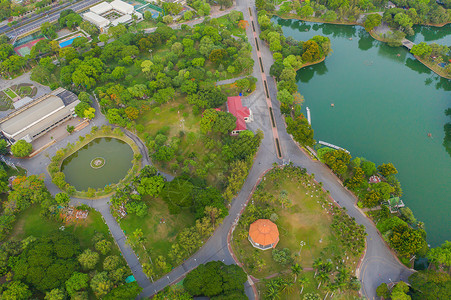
{"left": 59, "top": 37, "right": 77, "bottom": 48}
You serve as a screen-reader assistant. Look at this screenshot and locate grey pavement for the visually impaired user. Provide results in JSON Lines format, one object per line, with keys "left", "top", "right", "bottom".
{"left": 5, "top": 0, "right": 102, "bottom": 39}
{"left": 215, "top": 75, "right": 248, "bottom": 86}
{"left": 0, "top": 72, "right": 52, "bottom": 118}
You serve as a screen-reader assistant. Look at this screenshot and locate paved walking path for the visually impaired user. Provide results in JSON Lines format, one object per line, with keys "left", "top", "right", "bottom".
{"left": 215, "top": 76, "right": 247, "bottom": 86}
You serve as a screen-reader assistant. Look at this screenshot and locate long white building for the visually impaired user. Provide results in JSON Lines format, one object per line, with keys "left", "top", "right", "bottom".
{"left": 82, "top": 0, "right": 142, "bottom": 32}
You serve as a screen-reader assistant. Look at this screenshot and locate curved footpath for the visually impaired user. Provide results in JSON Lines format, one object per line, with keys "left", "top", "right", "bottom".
{"left": 1, "top": 2, "right": 413, "bottom": 299}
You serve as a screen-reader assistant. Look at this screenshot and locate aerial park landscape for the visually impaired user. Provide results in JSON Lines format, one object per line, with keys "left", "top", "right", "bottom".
{"left": 0, "top": 0, "right": 450, "bottom": 299}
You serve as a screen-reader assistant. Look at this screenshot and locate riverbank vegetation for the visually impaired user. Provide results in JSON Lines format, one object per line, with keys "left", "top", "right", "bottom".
{"left": 47, "top": 125, "right": 141, "bottom": 199}
{"left": 255, "top": 0, "right": 451, "bottom": 80}
{"left": 410, "top": 41, "right": 451, "bottom": 78}
{"left": 258, "top": 0, "right": 451, "bottom": 29}
{"left": 377, "top": 240, "right": 451, "bottom": 299}
{"left": 232, "top": 165, "right": 365, "bottom": 299}
{"left": 316, "top": 146, "right": 428, "bottom": 265}
{"left": 258, "top": 10, "right": 331, "bottom": 148}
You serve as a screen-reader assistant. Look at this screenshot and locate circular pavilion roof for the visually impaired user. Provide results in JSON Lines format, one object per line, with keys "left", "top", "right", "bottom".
{"left": 249, "top": 219, "right": 279, "bottom": 246}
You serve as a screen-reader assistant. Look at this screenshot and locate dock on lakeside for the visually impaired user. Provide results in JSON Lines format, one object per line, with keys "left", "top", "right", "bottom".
{"left": 318, "top": 141, "right": 350, "bottom": 154}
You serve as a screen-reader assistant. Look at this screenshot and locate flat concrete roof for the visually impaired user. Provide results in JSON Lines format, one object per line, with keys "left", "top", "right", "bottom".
{"left": 90, "top": 2, "right": 113, "bottom": 15}
{"left": 83, "top": 11, "right": 110, "bottom": 28}
{"left": 1, "top": 95, "right": 64, "bottom": 137}
{"left": 111, "top": 0, "right": 134, "bottom": 14}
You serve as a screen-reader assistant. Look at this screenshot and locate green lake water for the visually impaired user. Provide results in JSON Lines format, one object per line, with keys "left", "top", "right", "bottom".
{"left": 273, "top": 17, "right": 451, "bottom": 246}
{"left": 61, "top": 137, "right": 133, "bottom": 191}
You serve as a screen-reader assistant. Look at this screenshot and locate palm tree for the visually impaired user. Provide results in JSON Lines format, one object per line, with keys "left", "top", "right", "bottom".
{"left": 281, "top": 279, "right": 295, "bottom": 295}
{"left": 266, "top": 286, "right": 280, "bottom": 300}
{"left": 323, "top": 283, "right": 337, "bottom": 300}
{"left": 313, "top": 258, "right": 323, "bottom": 277}
{"left": 316, "top": 272, "right": 329, "bottom": 290}
{"left": 291, "top": 263, "right": 303, "bottom": 282}
{"left": 298, "top": 275, "right": 310, "bottom": 295}
{"left": 322, "top": 261, "right": 333, "bottom": 273}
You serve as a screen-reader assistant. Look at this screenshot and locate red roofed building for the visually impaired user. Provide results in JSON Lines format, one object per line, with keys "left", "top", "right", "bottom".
{"left": 226, "top": 96, "right": 253, "bottom": 135}
{"left": 248, "top": 219, "right": 279, "bottom": 250}
{"left": 369, "top": 175, "right": 381, "bottom": 184}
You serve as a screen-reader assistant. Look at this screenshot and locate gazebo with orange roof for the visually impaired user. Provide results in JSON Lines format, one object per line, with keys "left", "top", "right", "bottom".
{"left": 248, "top": 219, "right": 279, "bottom": 250}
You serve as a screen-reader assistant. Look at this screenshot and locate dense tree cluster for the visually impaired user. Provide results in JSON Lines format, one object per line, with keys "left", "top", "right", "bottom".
{"left": 256, "top": 0, "right": 451, "bottom": 27}
{"left": 0, "top": 231, "right": 141, "bottom": 299}
{"left": 183, "top": 261, "right": 248, "bottom": 298}
{"left": 316, "top": 146, "right": 428, "bottom": 260}
{"left": 10, "top": 139, "right": 32, "bottom": 157}
{"left": 410, "top": 42, "right": 451, "bottom": 75}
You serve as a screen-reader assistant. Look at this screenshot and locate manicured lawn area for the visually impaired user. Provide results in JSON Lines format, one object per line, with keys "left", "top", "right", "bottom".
{"left": 233, "top": 172, "right": 336, "bottom": 278}
{"left": 136, "top": 99, "right": 228, "bottom": 187}
{"left": 18, "top": 85, "right": 32, "bottom": 96}
{"left": 4, "top": 88, "right": 18, "bottom": 99}
{"left": 136, "top": 20, "right": 157, "bottom": 30}
{"left": 119, "top": 196, "right": 195, "bottom": 262}
{"left": 10, "top": 205, "right": 120, "bottom": 255}
{"left": 137, "top": 99, "right": 200, "bottom": 137}
{"left": 232, "top": 166, "right": 361, "bottom": 299}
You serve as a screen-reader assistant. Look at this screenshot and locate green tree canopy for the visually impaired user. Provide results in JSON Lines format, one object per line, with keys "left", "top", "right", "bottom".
{"left": 286, "top": 115, "right": 315, "bottom": 147}
{"left": 11, "top": 140, "right": 32, "bottom": 157}
{"left": 364, "top": 14, "right": 382, "bottom": 32}
{"left": 183, "top": 261, "right": 247, "bottom": 298}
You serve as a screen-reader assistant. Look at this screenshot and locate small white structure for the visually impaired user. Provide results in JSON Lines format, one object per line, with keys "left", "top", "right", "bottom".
{"left": 83, "top": 11, "right": 110, "bottom": 30}
{"left": 111, "top": 0, "right": 134, "bottom": 15}
{"left": 111, "top": 14, "right": 132, "bottom": 27}
{"left": 386, "top": 1, "right": 396, "bottom": 9}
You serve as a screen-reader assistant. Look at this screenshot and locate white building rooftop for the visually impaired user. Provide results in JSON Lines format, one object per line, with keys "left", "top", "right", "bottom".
{"left": 90, "top": 2, "right": 113, "bottom": 15}
{"left": 111, "top": 0, "right": 134, "bottom": 15}
{"left": 111, "top": 14, "right": 132, "bottom": 26}
{"left": 83, "top": 11, "right": 110, "bottom": 29}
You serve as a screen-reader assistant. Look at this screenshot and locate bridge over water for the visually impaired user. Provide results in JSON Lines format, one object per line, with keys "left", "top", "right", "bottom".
{"left": 401, "top": 39, "right": 415, "bottom": 50}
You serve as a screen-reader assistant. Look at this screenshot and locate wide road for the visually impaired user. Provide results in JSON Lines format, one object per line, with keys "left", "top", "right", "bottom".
{"left": 4, "top": 0, "right": 102, "bottom": 39}
{"left": 0, "top": 0, "right": 82, "bottom": 35}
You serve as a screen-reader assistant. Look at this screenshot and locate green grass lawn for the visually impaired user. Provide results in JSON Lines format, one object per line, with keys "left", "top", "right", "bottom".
{"left": 119, "top": 196, "right": 195, "bottom": 262}
{"left": 136, "top": 98, "right": 228, "bottom": 187}
{"left": 18, "top": 85, "right": 32, "bottom": 96}
{"left": 0, "top": 100, "right": 13, "bottom": 111}
{"left": 136, "top": 20, "right": 157, "bottom": 30}
{"left": 4, "top": 88, "right": 18, "bottom": 99}
{"left": 232, "top": 167, "right": 360, "bottom": 299}
{"left": 10, "top": 205, "right": 120, "bottom": 256}
{"left": 233, "top": 173, "right": 337, "bottom": 278}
